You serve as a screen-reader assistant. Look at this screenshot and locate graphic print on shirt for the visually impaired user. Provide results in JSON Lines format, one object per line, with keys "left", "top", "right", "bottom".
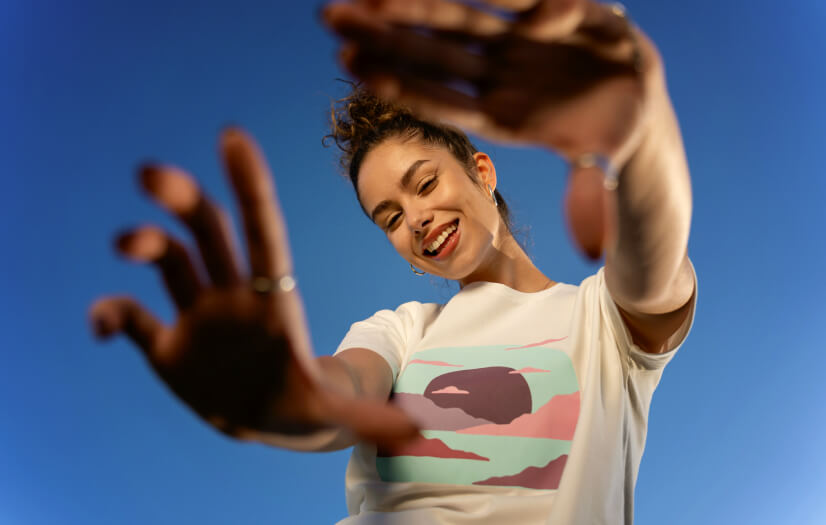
{"left": 377, "top": 338, "right": 580, "bottom": 490}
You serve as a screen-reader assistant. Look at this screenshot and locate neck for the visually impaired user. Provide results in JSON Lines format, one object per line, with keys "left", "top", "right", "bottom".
{"left": 458, "top": 233, "right": 555, "bottom": 293}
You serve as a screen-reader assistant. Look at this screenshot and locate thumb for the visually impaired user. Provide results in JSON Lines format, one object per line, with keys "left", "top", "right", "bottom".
{"left": 564, "top": 163, "right": 608, "bottom": 261}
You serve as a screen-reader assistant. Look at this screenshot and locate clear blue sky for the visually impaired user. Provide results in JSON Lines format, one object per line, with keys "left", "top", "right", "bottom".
{"left": 2, "top": 1, "right": 825, "bottom": 524}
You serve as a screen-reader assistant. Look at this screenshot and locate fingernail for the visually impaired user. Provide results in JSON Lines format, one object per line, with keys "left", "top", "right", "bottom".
{"left": 114, "top": 226, "right": 165, "bottom": 261}
{"left": 220, "top": 123, "right": 244, "bottom": 141}
{"left": 220, "top": 126, "right": 251, "bottom": 158}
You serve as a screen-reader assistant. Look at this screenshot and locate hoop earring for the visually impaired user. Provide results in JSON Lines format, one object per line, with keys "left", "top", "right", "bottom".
{"left": 488, "top": 185, "right": 498, "bottom": 207}
{"left": 410, "top": 263, "right": 426, "bottom": 276}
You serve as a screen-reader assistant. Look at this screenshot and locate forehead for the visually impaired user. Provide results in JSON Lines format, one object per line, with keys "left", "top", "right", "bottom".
{"left": 357, "top": 138, "right": 449, "bottom": 208}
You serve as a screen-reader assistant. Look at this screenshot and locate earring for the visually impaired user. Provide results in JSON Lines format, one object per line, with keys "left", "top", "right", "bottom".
{"left": 488, "top": 186, "right": 498, "bottom": 207}
{"left": 410, "top": 262, "right": 426, "bottom": 276}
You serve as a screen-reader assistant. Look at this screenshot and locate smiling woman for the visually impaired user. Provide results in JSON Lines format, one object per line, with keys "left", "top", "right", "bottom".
{"left": 316, "top": 81, "right": 696, "bottom": 524}
{"left": 326, "top": 87, "right": 517, "bottom": 235}
{"left": 326, "top": 87, "right": 555, "bottom": 288}
{"left": 90, "top": 1, "right": 697, "bottom": 524}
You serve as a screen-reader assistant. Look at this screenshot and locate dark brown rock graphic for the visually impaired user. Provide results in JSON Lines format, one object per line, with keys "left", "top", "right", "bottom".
{"left": 473, "top": 454, "right": 568, "bottom": 489}
{"left": 424, "top": 367, "right": 531, "bottom": 424}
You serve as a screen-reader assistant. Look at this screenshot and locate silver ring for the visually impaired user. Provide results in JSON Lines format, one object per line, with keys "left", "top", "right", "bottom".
{"left": 572, "top": 153, "right": 620, "bottom": 191}
{"left": 251, "top": 274, "right": 297, "bottom": 294}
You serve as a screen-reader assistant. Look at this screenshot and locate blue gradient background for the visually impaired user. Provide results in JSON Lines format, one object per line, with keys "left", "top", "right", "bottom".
{"left": 2, "top": 1, "right": 824, "bottom": 524}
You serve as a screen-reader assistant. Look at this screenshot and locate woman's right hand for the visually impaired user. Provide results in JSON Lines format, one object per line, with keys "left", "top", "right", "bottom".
{"left": 89, "top": 128, "right": 418, "bottom": 445}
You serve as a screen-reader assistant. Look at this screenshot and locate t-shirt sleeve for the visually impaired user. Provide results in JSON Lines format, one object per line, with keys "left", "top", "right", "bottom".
{"left": 596, "top": 259, "right": 698, "bottom": 371}
{"left": 333, "top": 301, "right": 425, "bottom": 379}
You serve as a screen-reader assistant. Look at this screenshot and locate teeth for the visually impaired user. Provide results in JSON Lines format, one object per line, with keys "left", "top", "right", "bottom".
{"left": 427, "top": 223, "right": 457, "bottom": 253}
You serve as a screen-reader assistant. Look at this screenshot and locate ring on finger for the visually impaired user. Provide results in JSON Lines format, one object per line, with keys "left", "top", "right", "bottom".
{"left": 252, "top": 274, "right": 297, "bottom": 294}
{"left": 572, "top": 153, "right": 620, "bottom": 191}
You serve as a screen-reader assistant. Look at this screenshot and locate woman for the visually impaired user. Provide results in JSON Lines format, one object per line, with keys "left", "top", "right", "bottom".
{"left": 90, "top": 1, "right": 697, "bottom": 523}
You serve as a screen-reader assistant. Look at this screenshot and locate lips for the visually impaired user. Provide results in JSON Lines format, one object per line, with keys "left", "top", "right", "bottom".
{"left": 422, "top": 219, "right": 459, "bottom": 257}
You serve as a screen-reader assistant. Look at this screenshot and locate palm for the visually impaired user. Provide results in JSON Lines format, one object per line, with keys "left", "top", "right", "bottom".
{"left": 470, "top": 41, "right": 645, "bottom": 157}
{"left": 325, "top": 0, "right": 656, "bottom": 160}
{"left": 151, "top": 288, "right": 314, "bottom": 432}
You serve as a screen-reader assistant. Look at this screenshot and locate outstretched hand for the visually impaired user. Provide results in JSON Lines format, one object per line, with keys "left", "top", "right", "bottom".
{"left": 89, "top": 129, "right": 418, "bottom": 446}
{"left": 323, "top": 0, "right": 666, "bottom": 258}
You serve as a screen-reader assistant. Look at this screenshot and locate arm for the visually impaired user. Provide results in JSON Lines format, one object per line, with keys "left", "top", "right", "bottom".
{"left": 243, "top": 348, "right": 396, "bottom": 452}
{"left": 602, "top": 43, "right": 696, "bottom": 354}
{"left": 320, "top": 1, "right": 698, "bottom": 350}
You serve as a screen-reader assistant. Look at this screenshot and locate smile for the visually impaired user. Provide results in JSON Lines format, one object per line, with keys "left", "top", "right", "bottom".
{"left": 423, "top": 219, "right": 460, "bottom": 259}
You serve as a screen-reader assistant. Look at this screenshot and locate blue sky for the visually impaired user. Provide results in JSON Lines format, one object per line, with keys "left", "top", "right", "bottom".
{"left": 2, "top": 1, "right": 825, "bottom": 523}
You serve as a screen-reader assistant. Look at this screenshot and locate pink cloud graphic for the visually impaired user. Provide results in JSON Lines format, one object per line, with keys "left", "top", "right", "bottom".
{"left": 408, "top": 359, "right": 463, "bottom": 367}
{"left": 505, "top": 337, "right": 567, "bottom": 350}
{"left": 509, "top": 367, "right": 551, "bottom": 374}
{"left": 378, "top": 437, "right": 489, "bottom": 461}
{"left": 457, "top": 391, "right": 580, "bottom": 440}
{"left": 474, "top": 454, "right": 568, "bottom": 489}
{"left": 431, "top": 385, "right": 470, "bottom": 395}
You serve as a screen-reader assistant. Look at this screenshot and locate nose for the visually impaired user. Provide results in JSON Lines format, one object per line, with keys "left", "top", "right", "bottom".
{"left": 406, "top": 206, "right": 433, "bottom": 235}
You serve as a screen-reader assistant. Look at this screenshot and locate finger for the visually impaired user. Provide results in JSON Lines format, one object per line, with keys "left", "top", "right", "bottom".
{"left": 476, "top": 0, "right": 540, "bottom": 10}
{"left": 115, "top": 225, "right": 204, "bottom": 310}
{"left": 140, "top": 165, "right": 243, "bottom": 287}
{"left": 575, "top": 3, "right": 653, "bottom": 74}
{"left": 89, "top": 296, "right": 168, "bottom": 354}
{"left": 344, "top": 48, "right": 550, "bottom": 144}
{"left": 327, "top": 5, "right": 490, "bottom": 83}
{"left": 342, "top": 49, "right": 501, "bottom": 138}
{"left": 220, "top": 128, "right": 292, "bottom": 280}
{"left": 346, "top": 0, "right": 509, "bottom": 37}
{"left": 577, "top": 2, "right": 633, "bottom": 42}
{"left": 513, "top": 0, "right": 587, "bottom": 41}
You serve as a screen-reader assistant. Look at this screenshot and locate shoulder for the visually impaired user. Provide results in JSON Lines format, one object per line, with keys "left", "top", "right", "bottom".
{"left": 335, "top": 300, "right": 442, "bottom": 378}
{"left": 338, "top": 299, "right": 443, "bottom": 350}
{"left": 358, "top": 300, "right": 442, "bottom": 327}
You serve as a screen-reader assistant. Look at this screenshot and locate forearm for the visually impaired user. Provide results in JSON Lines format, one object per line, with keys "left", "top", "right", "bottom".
{"left": 237, "top": 350, "right": 396, "bottom": 452}
{"left": 236, "top": 356, "right": 363, "bottom": 452}
{"left": 604, "top": 85, "right": 694, "bottom": 314}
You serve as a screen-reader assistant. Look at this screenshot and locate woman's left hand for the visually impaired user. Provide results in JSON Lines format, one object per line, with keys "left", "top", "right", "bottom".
{"left": 322, "top": 0, "right": 663, "bottom": 167}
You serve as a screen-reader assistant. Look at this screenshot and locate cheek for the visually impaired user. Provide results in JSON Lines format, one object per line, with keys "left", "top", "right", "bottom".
{"left": 389, "top": 231, "right": 414, "bottom": 258}
{"left": 462, "top": 192, "right": 498, "bottom": 233}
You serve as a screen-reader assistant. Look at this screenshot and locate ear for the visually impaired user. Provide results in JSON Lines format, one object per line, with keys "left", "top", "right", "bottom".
{"left": 473, "top": 152, "right": 497, "bottom": 192}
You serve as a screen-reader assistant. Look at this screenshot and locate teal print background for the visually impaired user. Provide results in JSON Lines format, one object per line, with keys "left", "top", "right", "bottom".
{"left": 377, "top": 341, "right": 581, "bottom": 489}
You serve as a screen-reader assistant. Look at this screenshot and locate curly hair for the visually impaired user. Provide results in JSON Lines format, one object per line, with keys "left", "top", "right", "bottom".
{"left": 323, "top": 84, "right": 516, "bottom": 235}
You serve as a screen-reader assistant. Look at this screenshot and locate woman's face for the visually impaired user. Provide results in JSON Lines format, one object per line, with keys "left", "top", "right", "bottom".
{"left": 357, "top": 137, "right": 503, "bottom": 282}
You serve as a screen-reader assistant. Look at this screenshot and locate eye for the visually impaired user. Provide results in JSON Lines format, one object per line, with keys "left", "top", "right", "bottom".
{"left": 417, "top": 175, "right": 437, "bottom": 195}
{"left": 385, "top": 213, "right": 401, "bottom": 230}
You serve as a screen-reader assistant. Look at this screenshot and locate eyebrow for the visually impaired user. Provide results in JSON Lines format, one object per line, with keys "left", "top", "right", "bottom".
{"left": 369, "top": 159, "right": 429, "bottom": 223}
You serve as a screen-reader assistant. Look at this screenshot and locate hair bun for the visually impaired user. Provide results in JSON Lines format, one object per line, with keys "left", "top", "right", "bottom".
{"left": 324, "top": 83, "right": 414, "bottom": 175}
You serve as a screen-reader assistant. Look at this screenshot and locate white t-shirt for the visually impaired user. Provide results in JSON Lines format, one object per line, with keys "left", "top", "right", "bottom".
{"left": 333, "top": 266, "right": 697, "bottom": 525}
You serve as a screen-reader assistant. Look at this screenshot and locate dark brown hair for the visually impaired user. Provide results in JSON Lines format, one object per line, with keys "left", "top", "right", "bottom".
{"left": 323, "top": 85, "right": 516, "bottom": 235}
